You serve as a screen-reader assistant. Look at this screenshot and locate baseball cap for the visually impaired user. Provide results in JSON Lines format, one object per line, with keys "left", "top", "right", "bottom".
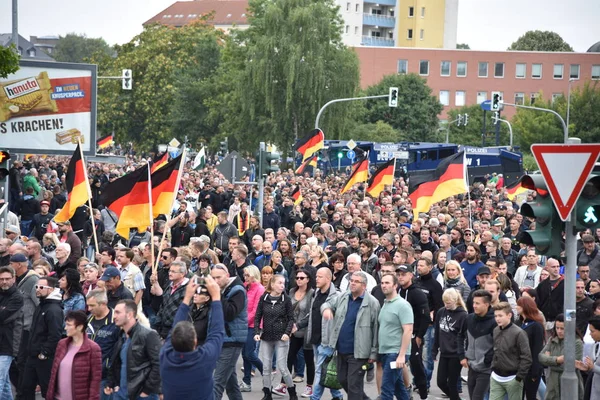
{"left": 40, "top": 200, "right": 50, "bottom": 207}
{"left": 5, "top": 224, "right": 20, "bottom": 235}
{"left": 10, "top": 253, "right": 28, "bottom": 263}
{"left": 493, "top": 219, "right": 503, "bottom": 226}
{"left": 477, "top": 266, "right": 492, "bottom": 276}
{"left": 199, "top": 235, "right": 211, "bottom": 244}
{"left": 413, "top": 245, "right": 422, "bottom": 252}
{"left": 396, "top": 264, "right": 414, "bottom": 274}
{"left": 400, "top": 223, "right": 411, "bottom": 229}
{"left": 464, "top": 228, "right": 474, "bottom": 233}
{"left": 100, "top": 266, "right": 121, "bottom": 281}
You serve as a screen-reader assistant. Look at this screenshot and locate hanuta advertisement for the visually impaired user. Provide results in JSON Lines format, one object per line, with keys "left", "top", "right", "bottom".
{"left": 0, "top": 60, "right": 97, "bottom": 155}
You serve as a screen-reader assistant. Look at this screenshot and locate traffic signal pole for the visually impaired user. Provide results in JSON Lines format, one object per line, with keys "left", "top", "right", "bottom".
{"left": 314, "top": 94, "right": 388, "bottom": 129}
{"left": 502, "top": 101, "right": 575, "bottom": 399}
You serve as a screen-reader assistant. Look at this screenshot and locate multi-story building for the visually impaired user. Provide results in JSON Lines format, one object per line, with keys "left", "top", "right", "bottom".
{"left": 29, "top": 35, "right": 60, "bottom": 57}
{"left": 143, "top": 0, "right": 249, "bottom": 32}
{"left": 0, "top": 34, "right": 54, "bottom": 61}
{"left": 354, "top": 46, "right": 600, "bottom": 119}
{"left": 337, "top": 0, "right": 458, "bottom": 48}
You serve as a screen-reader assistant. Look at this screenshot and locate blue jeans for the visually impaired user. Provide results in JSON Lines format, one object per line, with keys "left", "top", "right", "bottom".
{"left": 380, "top": 353, "right": 409, "bottom": 400}
{"left": 0, "top": 355, "right": 13, "bottom": 400}
{"left": 422, "top": 325, "right": 435, "bottom": 387}
{"left": 311, "top": 345, "right": 343, "bottom": 400}
{"left": 214, "top": 346, "right": 243, "bottom": 400}
{"left": 242, "top": 328, "right": 263, "bottom": 385}
{"left": 20, "top": 220, "right": 32, "bottom": 237}
{"left": 100, "top": 379, "right": 112, "bottom": 400}
{"left": 142, "top": 305, "right": 157, "bottom": 328}
{"left": 295, "top": 348, "right": 305, "bottom": 377}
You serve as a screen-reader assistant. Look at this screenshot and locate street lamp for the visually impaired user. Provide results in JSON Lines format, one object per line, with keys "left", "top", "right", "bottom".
{"left": 566, "top": 78, "right": 575, "bottom": 136}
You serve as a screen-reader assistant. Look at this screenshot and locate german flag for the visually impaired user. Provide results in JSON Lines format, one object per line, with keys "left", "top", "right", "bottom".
{"left": 291, "top": 186, "right": 303, "bottom": 205}
{"left": 152, "top": 154, "right": 183, "bottom": 217}
{"left": 101, "top": 165, "right": 152, "bottom": 237}
{"left": 409, "top": 152, "right": 467, "bottom": 219}
{"left": 295, "top": 154, "right": 318, "bottom": 175}
{"left": 341, "top": 155, "right": 369, "bottom": 194}
{"left": 151, "top": 152, "right": 169, "bottom": 173}
{"left": 506, "top": 181, "right": 528, "bottom": 201}
{"left": 54, "top": 144, "right": 91, "bottom": 223}
{"left": 367, "top": 158, "right": 395, "bottom": 198}
{"left": 96, "top": 134, "right": 113, "bottom": 149}
{"left": 294, "top": 129, "right": 324, "bottom": 161}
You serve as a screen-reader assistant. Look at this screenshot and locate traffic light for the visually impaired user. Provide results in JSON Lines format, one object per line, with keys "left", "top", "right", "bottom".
{"left": 219, "top": 138, "right": 228, "bottom": 156}
{"left": 492, "top": 112, "right": 500, "bottom": 125}
{"left": 0, "top": 150, "right": 10, "bottom": 181}
{"left": 519, "top": 175, "right": 563, "bottom": 257}
{"left": 456, "top": 114, "right": 463, "bottom": 126}
{"left": 260, "top": 149, "right": 280, "bottom": 176}
{"left": 575, "top": 174, "right": 600, "bottom": 230}
{"left": 388, "top": 87, "right": 398, "bottom": 108}
{"left": 464, "top": 113, "right": 469, "bottom": 126}
{"left": 492, "top": 92, "right": 502, "bottom": 111}
{"left": 337, "top": 151, "right": 343, "bottom": 159}
{"left": 122, "top": 69, "right": 132, "bottom": 90}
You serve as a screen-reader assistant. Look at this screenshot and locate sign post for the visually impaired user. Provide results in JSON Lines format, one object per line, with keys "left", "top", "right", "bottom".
{"left": 532, "top": 144, "right": 600, "bottom": 400}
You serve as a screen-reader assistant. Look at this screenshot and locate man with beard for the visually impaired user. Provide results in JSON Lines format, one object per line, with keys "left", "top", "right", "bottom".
{"left": 30, "top": 200, "right": 54, "bottom": 241}
{"left": 460, "top": 244, "right": 485, "bottom": 288}
{"left": 56, "top": 220, "right": 82, "bottom": 264}
{"left": 450, "top": 227, "right": 467, "bottom": 253}
{"left": 341, "top": 214, "right": 361, "bottom": 238}
{"left": 169, "top": 211, "right": 195, "bottom": 247}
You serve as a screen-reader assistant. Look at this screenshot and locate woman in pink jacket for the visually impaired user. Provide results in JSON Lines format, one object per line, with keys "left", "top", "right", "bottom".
{"left": 241, "top": 265, "right": 266, "bottom": 392}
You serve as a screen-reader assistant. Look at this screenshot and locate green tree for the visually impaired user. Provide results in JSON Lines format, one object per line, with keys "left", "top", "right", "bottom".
{"left": 0, "top": 45, "right": 19, "bottom": 78}
{"left": 569, "top": 81, "right": 600, "bottom": 143}
{"left": 343, "top": 121, "right": 400, "bottom": 142}
{"left": 508, "top": 30, "right": 574, "bottom": 52}
{"left": 91, "top": 20, "right": 223, "bottom": 149}
{"left": 511, "top": 94, "right": 564, "bottom": 151}
{"left": 54, "top": 33, "right": 114, "bottom": 63}
{"left": 456, "top": 43, "right": 470, "bottom": 49}
{"left": 362, "top": 74, "right": 443, "bottom": 142}
{"left": 225, "top": 0, "right": 360, "bottom": 154}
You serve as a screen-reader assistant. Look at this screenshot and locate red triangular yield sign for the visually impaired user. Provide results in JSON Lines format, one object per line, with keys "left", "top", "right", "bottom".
{"left": 531, "top": 144, "right": 600, "bottom": 221}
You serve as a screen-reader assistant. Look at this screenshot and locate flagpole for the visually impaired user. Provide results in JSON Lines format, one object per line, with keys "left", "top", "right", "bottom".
{"left": 77, "top": 137, "right": 100, "bottom": 256}
{"left": 147, "top": 161, "right": 155, "bottom": 274}
{"left": 153, "top": 219, "right": 169, "bottom": 274}
{"left": 363, "top": 151, "right": 370, "bottom": 199}
{"left": 463, "top": 152, "right": 473, "bottom": 229}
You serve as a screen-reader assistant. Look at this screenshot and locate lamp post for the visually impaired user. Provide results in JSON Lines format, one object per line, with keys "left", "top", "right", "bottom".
{"left": 566, "top": 78, "right": 575, "bottom": 136}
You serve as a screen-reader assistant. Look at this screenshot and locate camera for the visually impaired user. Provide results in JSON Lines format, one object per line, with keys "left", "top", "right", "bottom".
{"left": 193, "top": 275, "right": 205, "bottom": 286}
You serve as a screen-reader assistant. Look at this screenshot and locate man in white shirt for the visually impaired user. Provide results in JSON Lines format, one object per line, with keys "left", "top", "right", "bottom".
{"left": 340, "top": 253, "right": 377, "bottom": 292}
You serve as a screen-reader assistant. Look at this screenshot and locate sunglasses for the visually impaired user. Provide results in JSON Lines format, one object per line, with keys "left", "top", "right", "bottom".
{"left": 5, "top": 231, "right": 15, "bottom": 235}
{"left": 161, "top": 256, "right": 170, "bottom": 260}
{"left": 35, "top": 285, "right": 53, "bottom": 290}
{"left": 296, "top": 276, "right": 307, "bottom": 280}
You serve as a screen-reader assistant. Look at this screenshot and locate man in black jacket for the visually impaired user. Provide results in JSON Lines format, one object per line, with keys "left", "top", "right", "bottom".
{"left": 0, "top": 266, "right": 24, "bottom": 396}
{"left": 21, "top": 276, "right": 63, "bottom": 400}
{"left": 536, "top": 258, "right": 564, "bottom": 333}
{"left": 105, "top": 299, "right": 161, "bottom": 399}
{"left": 29, "top": 200, "right": 54, "bottom": 241}
{"left": 398, "top": 264, "right": 430, "bottom": 400}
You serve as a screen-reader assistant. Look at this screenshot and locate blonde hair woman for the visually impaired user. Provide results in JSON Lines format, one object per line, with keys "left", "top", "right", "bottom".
{"left": 443, "top": 260, "right": 470, "bottom": 302}
{"left": 432, "top": 288, "right": 468, "bottom": 400}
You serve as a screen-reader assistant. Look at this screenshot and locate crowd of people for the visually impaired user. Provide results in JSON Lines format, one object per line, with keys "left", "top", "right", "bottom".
{"left": 1, "top": 153, "right": 600, "bottom": 400}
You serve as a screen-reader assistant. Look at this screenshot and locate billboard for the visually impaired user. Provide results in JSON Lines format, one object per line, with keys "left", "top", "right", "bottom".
{"left": 0, "top": 60, "right": 97, "bottom": 155}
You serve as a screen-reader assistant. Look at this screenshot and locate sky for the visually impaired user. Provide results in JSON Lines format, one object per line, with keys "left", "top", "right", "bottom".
{"left": 1, "top": 0, "right": 600, "bottom": 52}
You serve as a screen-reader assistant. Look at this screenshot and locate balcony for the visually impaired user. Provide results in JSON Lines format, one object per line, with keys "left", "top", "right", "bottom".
{"left": 361, "top": 36, "right": 395, "bottom": 47}
{"left": 363, "top": 0, "right": 397, "bottom": 6}
{"left": 363, "top": 13, "right": 396, "bottom": 28}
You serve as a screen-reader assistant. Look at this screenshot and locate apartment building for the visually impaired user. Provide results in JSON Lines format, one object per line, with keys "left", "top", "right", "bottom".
{"left": 355, "top": 46, "right": 600, "bottom": 118}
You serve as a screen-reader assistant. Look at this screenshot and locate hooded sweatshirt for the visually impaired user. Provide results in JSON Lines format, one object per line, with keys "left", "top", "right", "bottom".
{"left": 432, "top": 306, "right": 468, "bottom": 359}
{"left": 457, "top": 306, "right": 497, "bottom": 373}
{"left": 160, "top": 301, "right": 224, "bottom": 400}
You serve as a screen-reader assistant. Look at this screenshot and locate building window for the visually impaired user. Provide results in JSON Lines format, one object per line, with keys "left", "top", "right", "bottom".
{"left": 439, "top": 90, "right": 450, "bottom": 106}
{"left": 455, "top": 91, "right": 466, "bottom": 106}
{"left": 346, "top": 2, "right": 350, "bottom": 10}
{"left": 494, "top": 62, "right": 504, "bottom": 78}
{"left": 355, "top": 26, "right": 359, "bottom": 34}
{"left": 345, "top": 25, "right": 349, "bottom": 33}
{"left": 532, "top": 63, "right": 542, "bottom": 79}
{"left": 515, "top": 63, "right": 526, "bottom": 78}
{"left": 371, "top": 31, "right": 381, "bottom": 37}
{"left": 408, "top": 6, "right": 414, "bottom": 17}
{"left": 530, "top": 93, "right": 539, "bottom": 105}
{"left": 355, "top": 3, "right": 359, "bottom": 12}
{"left": 420, "top": 29, "right": 424, "bottom": 40}
{"left": 515, "top": 92, "right": 525, "bottom": 105}
{"left": 440, "top": 61, "right": 451, "bottom": 76}
{"left": 592, "top": 65, "right": 600, "bottom": 80}
{"left": 421, "top": 7, "right": 425, "bottom": 17}
{"left": 570, "top": 64, "right": 580, "bottom": 80}
{"left": 419, "top": 60, "right": 429, "bottom": 76}
{"left": 398, "top": 60, "right": 408, "bottom": 74}
{"left": 478, "top": 62, "right": 488, "bottom": 78}
{"left": 476, "top": 91, "right": 487, "bottom": 104}
{"left": 371, "top": 9, "right": 382, "bottom": 15}
{"left": 456, "top": 61, "right": 467, "bottom": 77}
{"left": 553, "top": 64, "right": 564, "bottom": 79}
{"left": 552, "top": 93, "right": 563, "bottom": 104}
{"left": 407, "top": 29, "right": 413, "bottom": 39}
